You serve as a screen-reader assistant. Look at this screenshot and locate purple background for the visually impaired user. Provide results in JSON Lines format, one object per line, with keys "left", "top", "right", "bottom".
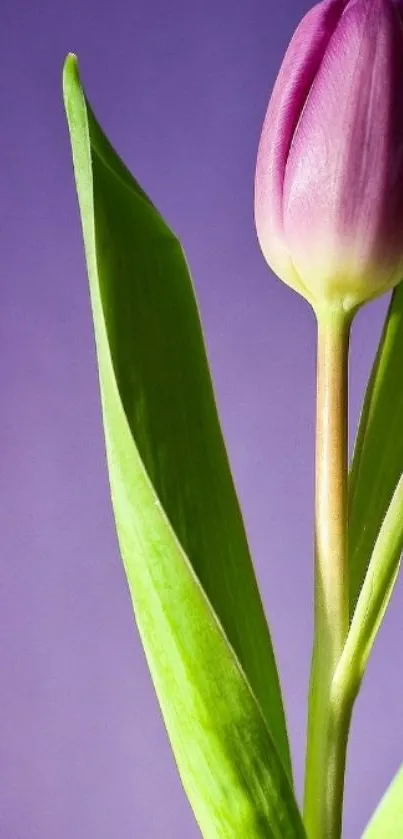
{"left": 1, "top": 0, "right": 402, "bottom": 836}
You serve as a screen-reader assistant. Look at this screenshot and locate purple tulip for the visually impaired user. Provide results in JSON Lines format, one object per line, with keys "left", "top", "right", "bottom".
{"left": 255, "top": 0, "right": 403, "bottom": 312}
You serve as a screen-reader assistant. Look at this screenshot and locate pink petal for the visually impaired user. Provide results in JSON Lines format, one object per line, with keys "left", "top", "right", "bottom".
{"left": 254, "top": 0, "right": 346, "bottom": 293}
{"left": 284, "top": 0, "right": 403, "bottom": 307}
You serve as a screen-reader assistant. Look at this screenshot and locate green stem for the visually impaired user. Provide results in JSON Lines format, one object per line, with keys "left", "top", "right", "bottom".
{"left": 303, "top": 309, "right": 351, "bottom": 839}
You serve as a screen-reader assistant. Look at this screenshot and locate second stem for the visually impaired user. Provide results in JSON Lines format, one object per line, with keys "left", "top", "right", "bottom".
{"left": 304, "top": 308, "right": 351, "bottom": 839}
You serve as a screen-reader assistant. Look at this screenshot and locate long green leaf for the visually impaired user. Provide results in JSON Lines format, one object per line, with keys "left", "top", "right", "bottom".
{"left": 63, "top": 54, "right": 302, "bottom": 837}
{"left": 362, "top": 765, "right": 403, "bottom": 838}
{"left": 349, "top": 285, "right": 403, "bottom": 614}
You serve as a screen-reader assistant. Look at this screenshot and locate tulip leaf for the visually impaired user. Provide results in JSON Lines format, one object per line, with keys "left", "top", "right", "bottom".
{"left": 332, "top": 476, "right": 403, "bottom": 705}
{"left": 349, "top": 286, "right": 403, "bottom": 615}
{"left": 63, "top": 54, "right": 303, "bottom": 837}
{"left": 362, "top": 764, "right": 403, "bottom": 838}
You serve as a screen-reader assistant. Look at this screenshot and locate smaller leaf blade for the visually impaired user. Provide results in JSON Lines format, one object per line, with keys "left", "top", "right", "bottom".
{"left": 333, "top": 476, "right": 403, "bottom": 699}
{"left": 349, "top": 286, "right": 403, "bottom": 613}
{"left": 362, "top": 765, "right": 403, "bottom": 838}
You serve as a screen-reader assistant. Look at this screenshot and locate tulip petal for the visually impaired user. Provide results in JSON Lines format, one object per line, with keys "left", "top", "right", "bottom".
{"left": 284, "top": 0, "right": 403, "bottom": 309}
{"left": 255, "top": 0, "right": 346, "bottom": 296}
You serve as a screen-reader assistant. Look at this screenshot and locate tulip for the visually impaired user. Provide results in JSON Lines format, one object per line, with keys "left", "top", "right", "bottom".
{"left": 255, "top": 0, "right": 403, "bottom": 313}
{"left": 256, "top": 3, "right": 403, "bottom": 836}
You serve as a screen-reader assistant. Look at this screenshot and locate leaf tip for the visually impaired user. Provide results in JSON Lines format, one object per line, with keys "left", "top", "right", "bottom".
{"left": 62, "top": 53, "right": 80, "bottom": 101}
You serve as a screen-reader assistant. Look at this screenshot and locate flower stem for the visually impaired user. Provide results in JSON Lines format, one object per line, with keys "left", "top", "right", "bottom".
{"left": 303, "top": 308, "right": 352, "bottom": 839}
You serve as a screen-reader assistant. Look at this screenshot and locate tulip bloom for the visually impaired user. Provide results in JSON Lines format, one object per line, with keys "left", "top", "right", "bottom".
{"left": 255, "top": 0, "right": 403, "bottom": 312}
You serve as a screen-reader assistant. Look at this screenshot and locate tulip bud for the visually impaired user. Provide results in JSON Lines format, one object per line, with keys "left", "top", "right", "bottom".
{"left": 255, "top": 0, "right": 403, "bottom": 313}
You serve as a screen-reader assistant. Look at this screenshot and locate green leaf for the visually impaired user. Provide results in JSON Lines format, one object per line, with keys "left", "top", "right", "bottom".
{"left": 332, "top": 476, "right": 403, "bottom": 703}
{"left": 362, "top": 764, "right": 403, "bottom": 838}
{"left": 349, "top": 286, "right": 403, "bottom": 615}
{"left": 63, "top": 54, "right": 302, "bottom": 837}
